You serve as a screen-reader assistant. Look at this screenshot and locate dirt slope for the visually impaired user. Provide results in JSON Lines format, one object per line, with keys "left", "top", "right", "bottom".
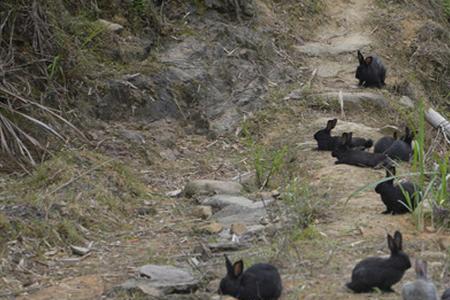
{"left": 2, "top": 0, "right": 450, "bottom": 299}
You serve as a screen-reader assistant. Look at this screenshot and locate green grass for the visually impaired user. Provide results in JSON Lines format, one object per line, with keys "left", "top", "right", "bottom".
{"left": 282, "top": 177, "right": 326, "bottom": 230}
{"left": 444, "top": 0, "right": 450, "bottom": 18}
{"left": 240, "top": 123, "right": 289, "bottom": 189}
{"left": 0, "top": 150, "right": 151, "bottom": 256}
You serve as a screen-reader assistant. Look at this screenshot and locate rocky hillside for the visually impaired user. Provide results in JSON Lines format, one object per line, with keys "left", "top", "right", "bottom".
{"left": 0, "top": 0, "right": 450, "bottom": 299}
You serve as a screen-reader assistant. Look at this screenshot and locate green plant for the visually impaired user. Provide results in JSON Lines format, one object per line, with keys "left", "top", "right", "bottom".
{"left": 444, "top": 0, "right": 450, "bottom": 18}
{"left": 282, "top": 177, "right": 324, "bottom": 229}
{"left": 241, "top": 125, "right": 288, "bottom": 189}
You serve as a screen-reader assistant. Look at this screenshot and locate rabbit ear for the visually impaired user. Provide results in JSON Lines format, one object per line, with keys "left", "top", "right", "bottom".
{"left": 387, "top": 233, "right": 398, "bottom": 253}
{"left": 394, "top": 231, "right": 403, "bottom": 250}
{"left": 224, "top": 255, "right": 234, "bottom": 276}
{"left": 346, "top": 132, "right": 353, "bottom": 144}
{"left": 326, "top": 119, "right": 337, "bottom": 130}
{"left": 387, "top": 166, "right": 396, "bottom": 176}
{"left": 233, "top": 260, "right": 244, "bottom": 277}
{"left": 357, "top": 50, "right": 365, "bottom": 64}
{"left": 332, "top": 118, "right": 338, "bottom": 128}
{"left": 415, "top": 259, "right": 428, "bottom": 278}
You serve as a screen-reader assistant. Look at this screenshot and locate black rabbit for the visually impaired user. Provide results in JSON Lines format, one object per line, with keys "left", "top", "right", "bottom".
{"left": 346, "top": 231, "right": 411, "bottom": 293}
{"left": 219, "top": 255, "right": 283, "bottom": 300}
{"left": 384, "top": 127, "right": 414, "bottom": 162}
{"left": 375, "top": 166, "right": 421, "bottom": 215}
{"left": 314, "top": 119, "right": 373, "bottom": 151}
{"left": 374, "top": 132, "right": 398, "bottom": 154}
{"left": 356, "top": 50, "right": 386, "bottom": 88}
{"left": 332, "top": 133, "right": 388, "bottom": 168}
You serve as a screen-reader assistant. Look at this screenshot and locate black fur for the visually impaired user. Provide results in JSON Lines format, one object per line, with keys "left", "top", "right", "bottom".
{"left": 374, "top": 132, "right": 398, "bottom": 154}
{"left": 332, "top": 133, "right": 388, "bottom": 168}
{"left": 219, "top": 255, "right": 283, "bottom": 300}
{"left": 375, "top": 166, "right": 421, "bottom": 214}
{"left": 346, "top": 231, "right": 411, "bottom": 293}
{"left": 314, "top": 119, "right": 373, "bottom": 151}
{"left": 356, "top": 50, "right": 386, "bottom": 88}
{"left": 384, "top": 127, "right": 414, "bottom": 162}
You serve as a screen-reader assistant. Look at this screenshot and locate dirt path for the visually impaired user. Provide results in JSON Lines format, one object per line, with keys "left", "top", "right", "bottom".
{"left": 9, "top": 1, "right": 450, "bottom": 300}
{"left": 296, "top": 0, "right": 374, "bottom": 90}
{"left": 282, "top": 0, "right": 448, "bottom": 299}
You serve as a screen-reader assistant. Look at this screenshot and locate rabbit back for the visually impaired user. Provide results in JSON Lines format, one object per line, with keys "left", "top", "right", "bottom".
{"left": 335, "top": 149, "right": 387, "bottom": 168}
{"left": 238, "top": 263, "right": 282, "bottom": 300}
{"left": 351, "top": 137, "right": 373, "bottom": 150}
{"left": 347, "top": 257, "right": 405, "bottom": 292}
{"left": 385, "top": 140, "right": 412, "bottom": 161}
{"left": 402, "top": 280, "right": 438, "bottom": 300}
{"left": 374, "top": 136, "right": 396, "bottom": 153}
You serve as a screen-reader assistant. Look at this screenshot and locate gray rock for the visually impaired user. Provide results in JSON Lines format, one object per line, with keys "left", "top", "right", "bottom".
{"left": 284, "top": 89, "right": 303, "bottom": 100}
{"left": 114, "top": 265, "right": 199, "bottom": 296}
{"left": 70, "top": 245, "right": 91, "bottom": 256}
{"left": 97, "top": 19, "right": 124, "bottom": 33}
{"left": 120, "top": 129, "right": 145, "bottom": 144}
{"left": 399, "top": 96, "right": 415, "bottom": 108}
{"left": 314, "top": 117, "right": 382, "bottom": 141}
{"left": 183, "top": 180, "right": 243, "bottom": 198}
{"left": 295, "top": 33, "right": 371, "bottom": 56}
{"left": 378, "top": 125, "right": 401, "bottom": 136}
{"left": 213, "top": 205, "right": 266, "bottom": 225}
{"left": 208, "top": 241, "right": 250, "bottom": 252}
{"left": 309, "top": 92, "right": 388, "bottom": 109}
{"left": 202, "top": 194, "right": 255, "bottom": 209}
{"left": 97, "top": 79, "right": 180, "bottom": 121}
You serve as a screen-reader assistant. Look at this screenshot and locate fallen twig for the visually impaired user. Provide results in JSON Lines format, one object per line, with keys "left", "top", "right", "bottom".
{"left": 46, "top": 158, "right": 115, "bottom": 196}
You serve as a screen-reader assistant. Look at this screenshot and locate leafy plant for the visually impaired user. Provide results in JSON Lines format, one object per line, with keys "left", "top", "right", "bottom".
{"left": 241, "top": 123, "right": 288, "bottom": 189}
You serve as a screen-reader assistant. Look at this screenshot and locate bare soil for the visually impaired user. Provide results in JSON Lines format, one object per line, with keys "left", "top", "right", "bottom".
{"left": 2, "top": 0, "right": 450, "bottom": 299}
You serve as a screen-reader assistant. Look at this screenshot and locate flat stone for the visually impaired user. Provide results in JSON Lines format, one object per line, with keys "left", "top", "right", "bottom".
{"left": 160, "top": 149, "right": 177, "bottom": 161}
{"left": 199, "top": 222, "right": 223, "bottom": 234}
{"left": 202, "top": 194, "right": 255, "bottom": 209}
{"left": 295, "top": 34, "right": 371, "bottom": 56}
{"left": 399, "top": 95, "right": 415, "bottom": 108}
{"left": 309, "top": 92, "right": 388, "bottom": 109}
{"left": 210, "top": 295, "right": 238, "bottom": 300}
{"left": 70, "top": 245, "right": 90, "bottom": 256}
{"left": 183, "top": 180, "right": 243, "bottom": 198}
{"left": 213, "top": 205, "right": 267, "bottom": 226}
{"left": 17, "top": 275, "right": 104, "bottom": 300}
{"left": 114, "top": 265, "right": 198, "bottom": 296}
{"left": 378, "top": 125, "right": 401, "bottom": 136}
{"left": 97, "top": 19, "right": 124, "bottom": 33}
{"left": 193, "top": 205, "right": 213, "bottom": 219}
{"left": 284, "top": 89, "right": 303, "bottom": 100}
{"left": 120, "top": 129, "right": 145, "bottom": 144}
{"left": 208, "top": 241, "right": 250, "bottom": 252}
{"left": 316, "top": 62, "right": 345, "bottom": 78}
{"left": 230, "top": 223, "right": 247, "bottom": 235}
